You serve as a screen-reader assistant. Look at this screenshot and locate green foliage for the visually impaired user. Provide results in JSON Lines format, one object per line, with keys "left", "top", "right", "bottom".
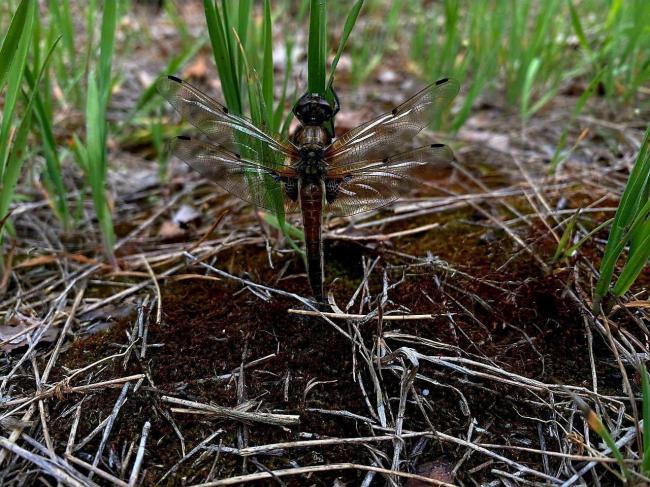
{"left": 0, "top": 0, "right": 37, "bottom": 243}
{"left": 410, "top": 0, "right": 649, "bottom": 130}
{"left": 593, "top": 126, "right": 650, "bottom": 311}
{"left": 203, "top": 0, "right": 243, "bottom": 115}
{"left": 25, "top": 61, "right": 70, "bottom": 228}
{"left": 574, "top": 394, "right": 631, "bottom": 481}
{"left": 595, "top": 0, "right": 650, "bottom": 101}
{"left": 1, "top": 0, "right": 648, "bottom": 278}
{"left": 196, "top": 0, "right": 366, "bottom": 257}
{"left": 642, "top": 363, "right": 650, "bottom": 476}
{"left": 202, "top": 0, "right": 300, "bottom": 250}
{"left": 72, "top": 0, "right": 119, "bottom": 263}
{"left": 551, "top": 209, "right": 581, "bottom": 264}
{"left": 574, "top": 363, "right": 650, "bottom": 482}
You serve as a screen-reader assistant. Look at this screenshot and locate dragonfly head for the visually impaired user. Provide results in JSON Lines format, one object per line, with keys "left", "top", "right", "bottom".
{"left": 293, "top": 93, "right": 334, "bottom": 126}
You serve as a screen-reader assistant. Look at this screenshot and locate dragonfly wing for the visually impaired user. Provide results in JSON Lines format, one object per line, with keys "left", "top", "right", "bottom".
{"left": 171, "top": 136, "right": 300, "bottom": 214}
{"left": 324, "top": 78, "right": 459, "bottom": 167}
{"left": 324, "top": 144, "right": 455, "bottom": 217}
{"left": 157, "top": 76, "right": 298, "bottom": 165}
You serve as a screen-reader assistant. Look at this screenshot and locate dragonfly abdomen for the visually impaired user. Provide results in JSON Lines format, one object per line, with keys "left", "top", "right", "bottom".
{"left": 299, "top": 181, "right": 324, "bottom": 302}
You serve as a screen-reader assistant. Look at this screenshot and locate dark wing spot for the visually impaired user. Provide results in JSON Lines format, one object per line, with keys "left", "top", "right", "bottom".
{"left": 431, "top": 143, "right": 444, "bottom": 148}
{"left": 168, "top": 75, "right": 182, "bottom": 83}
{"left": 177, "top": 135, "right": 191, "bottom": 140}
{"left": 382, "top": 157, "right": 389, "bottom": 164}
{"left": 391, "top": 108, "right": 398, "bottom": 116}
{"left": 234, "top": 152, "right": 241, "bottom": 159}
{"left": 435, "top": 78, "right": 449, "bottom": 85}
{"left": 222, "top": 106, "right": 229, "bottom": 114}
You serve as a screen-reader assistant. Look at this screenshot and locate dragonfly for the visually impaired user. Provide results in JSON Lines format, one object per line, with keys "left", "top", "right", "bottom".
{"left": 157, "top": 75, "right": 459, "bottom": 302}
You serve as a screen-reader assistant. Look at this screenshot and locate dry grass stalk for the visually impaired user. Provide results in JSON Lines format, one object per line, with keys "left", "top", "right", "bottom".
{"left": 161, "top": 396, "right": 300, "bottom": 426}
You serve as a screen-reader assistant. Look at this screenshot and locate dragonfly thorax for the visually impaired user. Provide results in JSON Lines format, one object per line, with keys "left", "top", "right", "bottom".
{"left": 292, "top": 123, "right": 331, "bottom": 180}
{"left": 298, "top": 150, "right": 326, "bottom": 178}
{"left": 299, "top": 146, "right": 324, "bottom": 163}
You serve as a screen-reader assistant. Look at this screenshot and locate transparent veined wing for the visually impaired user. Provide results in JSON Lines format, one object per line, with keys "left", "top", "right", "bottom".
{"left": 157, "top": 76, "right": 299, "bottom": 166}
{"left": 324, "top": 78, "right": 459, "bottom": 168}
{"left": 171, "top": 136, "right": 300, "bottom": 214}
{"left": 324, "top": 143, "right": 455, "bottom": 216}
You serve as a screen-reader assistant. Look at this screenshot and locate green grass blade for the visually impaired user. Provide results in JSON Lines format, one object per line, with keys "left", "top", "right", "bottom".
{"left": 574, "top": 395, "right": 630, "bottom": 480}
{"left": 326, "top": 0, "right": 364, "bottom": 90}
{"left": 0, "top": 0, "right": 36, "bottom": 182}
{"left": 220, "top": 0, "right": 240, "bottom": 93}
{"left": 86, "top": 73, "right": 103, "bottom": 169}
{"left": 236, "top": 0, "right": 251, "bottom": 81}
{"left": 47, "top": 0, "right": 76, "bottom": 70}
{"left": 521, "top": 57, "right": 540, "bottom": 119}
{"left": 308, "top": 0, "right": 327, "bottom": 95}
{"left": 567, "top": 0, "right": 592, "bottom": 54}
{"left": 262, "top": 213, "right": 304, "bottom": 242}
{"left": 234, "top": 33, "right": 286, "bottom": 225}
{"left": 204, "top": 0, "right": 242, "bottom": 114}
{"left": 0, "top": 0, "right": 31, "bottom": 89}
{"left": 273, "top": 39, "right": 294, "bottom": 132}
{"left": 261, "top": 0, "right": 274, "bottom": 126}
{"left": 612, "top": 217, "right": 650, "bottom": 296}
{"left": 641, "top": 362, "right": 650, "bottom": 475}
{"left": 83, "top": 0, "right": 97, "bottom": 85}
{"left": 564, "top": 218, "right": 614, "bottom": 257}
{"left": 0, "top": 104, "right": 31, "bottom": 239}
{"left": 98, "top": 0, "right": 118, "bottom": 106}
{"left": 0, "top": 38, "right": 60, "bottom": 243}
{"left": 594, "top": 126, "right": 650, "bottom": 308}
{"left": 71, "top": 0, "right": 120, "bottom": 262}
{"left": 71, "top": 134, "right": 88, "bottom": 174}
{"left": 551, "top": 209, "right": 581, "bottom": 263}
{"left": 25, "top": 69, "right": 70, "bottom": 227}
{"left": 230, "top": 24, "right": 303, "bottom": 252}
{"left": 86, "top": 71, "right": 116, "bottom": 261}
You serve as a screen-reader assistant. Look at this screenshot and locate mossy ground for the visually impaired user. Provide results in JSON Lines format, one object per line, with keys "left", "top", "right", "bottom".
{"left": 47, "top": 171, "right": 643, "bottom": 484}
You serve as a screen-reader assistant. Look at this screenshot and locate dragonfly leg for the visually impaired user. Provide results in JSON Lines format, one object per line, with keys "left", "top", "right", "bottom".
{"left": 330, "top": 86, "right": 341, "bottom": 117}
